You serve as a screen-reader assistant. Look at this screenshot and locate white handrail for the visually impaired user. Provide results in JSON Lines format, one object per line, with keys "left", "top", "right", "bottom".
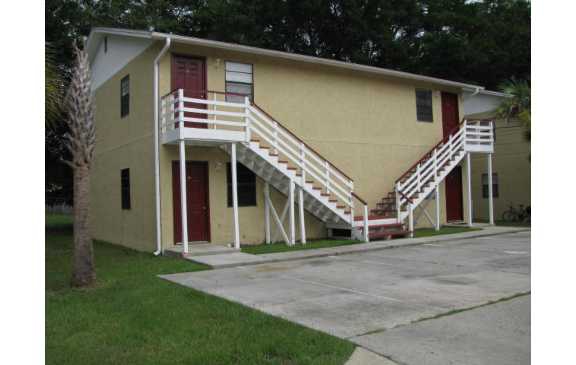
{"left": 395, "top": 120, "right": 493, "bottom": 213}
{"left": 160, "top": 89, "right": 358, "bottom": 216}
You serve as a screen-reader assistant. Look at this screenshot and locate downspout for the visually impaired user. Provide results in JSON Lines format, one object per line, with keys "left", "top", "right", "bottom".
{"left": 153, "top": 37, "right": 171, "bottom": 256}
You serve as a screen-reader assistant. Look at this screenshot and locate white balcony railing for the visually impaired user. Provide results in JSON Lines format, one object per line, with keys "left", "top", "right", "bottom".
{"left": 394, "top": 119, "right": 494, "bottom": 217}
{"left": 160, "top": 89, "right": 366, "bottom": 226}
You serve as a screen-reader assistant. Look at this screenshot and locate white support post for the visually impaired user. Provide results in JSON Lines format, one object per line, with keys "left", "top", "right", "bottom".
{"left": 212, "top": 92, "right": 217, "bottom": 130}
{"left": 298, "top": 187, "right": 306, "bottom": 244}
{"left": 408, "top": 204, "right": 414, "bottom": 238}
{"left": 231, "top": 143, "right": 240, "bottom": 249}
{"left": 395, "top": 183, "right": 401, "bottom": 221}
{"left": 244, "top": 96, "right": 251, "bottom": 142}
{"left": 325, "top": 161, "right": 330, "bottom": 194}
{"left": 300, "top": 142, "right": 306, "bottom": 185}
{"left": 268, "top": 194, "right": 290, "bottom": 244}
{"left": 363, "top": 204, "right": 369, "bottom": 242}
{"left": 178, "top": 89, "right": 184, "bottom": 132}
{"left": 433, "top": 149, "right": 438, "bottom": 182}
{"left": 178, "top": 140, "right": 189, "bottom": 254}
{"left": 487, "top": 153, "right": 494, "bottom": 225}
{"left": 435, "top": 186, "right": 441, "bottom": 231}
{"left": 416, "top": 164, "right": 421, "bottom": 192}
{"left": 264, "top": 182, "right": 271, "bottom": 244}
{"left": 465, "top": 152, "right": 473, "bottom": 227}
{"left": 273, "top": 121, "right": 278, "bottom": 155}
{"left": 289, "top": 180, "right": 296, "bottom": 245}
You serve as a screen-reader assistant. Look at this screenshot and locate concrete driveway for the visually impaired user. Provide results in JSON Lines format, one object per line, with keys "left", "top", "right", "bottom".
{"left": 163, "top": 231, "right": 530, "bottom": 365}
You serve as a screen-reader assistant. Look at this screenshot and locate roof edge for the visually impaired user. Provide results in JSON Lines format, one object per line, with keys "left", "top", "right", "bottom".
{"left": 88, "top": 27, "right": 485, "bottom": 90}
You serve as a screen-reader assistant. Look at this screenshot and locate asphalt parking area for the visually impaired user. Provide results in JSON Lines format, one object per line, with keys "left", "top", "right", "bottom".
{"left": 163, "top": 231, "right": 530, "bottom": 364}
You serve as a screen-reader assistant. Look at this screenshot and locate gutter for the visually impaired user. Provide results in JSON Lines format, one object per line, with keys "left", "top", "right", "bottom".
{"left": 153, "top": 37, "right": 171, "bottom": 256}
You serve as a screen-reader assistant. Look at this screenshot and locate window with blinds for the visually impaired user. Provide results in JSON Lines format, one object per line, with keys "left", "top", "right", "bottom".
{"left": 225, "top": 62, "right": 253, "bottom": 103}
{"left": 416, "top": 89, "right": 433, "bottom": 122}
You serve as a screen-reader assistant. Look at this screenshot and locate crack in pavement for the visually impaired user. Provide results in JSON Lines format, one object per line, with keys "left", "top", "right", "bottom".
{"left": 347, "top": 291, "right": 531, "bottom": 340}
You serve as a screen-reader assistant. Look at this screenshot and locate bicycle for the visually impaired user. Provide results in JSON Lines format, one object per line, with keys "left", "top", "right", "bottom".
{"left": 502, "top": 203, "right": 530, "bottom": 223}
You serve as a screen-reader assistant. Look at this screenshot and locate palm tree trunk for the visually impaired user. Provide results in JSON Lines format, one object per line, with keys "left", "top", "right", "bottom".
{"left": 71, "top": 163, "right": 95, "bottom": 287}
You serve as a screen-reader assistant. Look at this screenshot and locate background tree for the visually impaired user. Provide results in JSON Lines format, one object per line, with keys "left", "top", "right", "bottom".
{"left": 496, "top": 78, "right": 531, "bottom": 141}
{"left": 64, "top": 44, "right": 96, "bottom": 287}
{"left": 46, "top": 0, "right": 530, "bottom": 205}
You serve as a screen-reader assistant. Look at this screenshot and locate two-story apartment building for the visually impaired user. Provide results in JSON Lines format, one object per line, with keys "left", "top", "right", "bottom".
{"left": 86, "top": 28, "right": 495, "bottom": 255}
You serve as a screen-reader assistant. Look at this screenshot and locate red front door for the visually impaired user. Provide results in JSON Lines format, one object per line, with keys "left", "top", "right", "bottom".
{"left": 171, "top": 55, "right": 207, "bottom": 128}
{"left": 172, "top": 161, "right": 210, "bottom": 243}
{"left": 441, "top": 92, "right": 464, "bottom": 221}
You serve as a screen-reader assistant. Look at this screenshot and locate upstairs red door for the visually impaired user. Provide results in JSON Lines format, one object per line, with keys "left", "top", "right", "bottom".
{"left": 172, "top": 161, "right": 210, "bottom": 243}
{"left": 171, "top": 55, "right": 207, "bottom": 128}
{"left": 441, "top": 92, "right": 464, "bottom": 222}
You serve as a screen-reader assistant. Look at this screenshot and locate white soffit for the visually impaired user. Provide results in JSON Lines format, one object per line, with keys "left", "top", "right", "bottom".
{"left": 89, "top": 34, "right": 153, "bottom": 90}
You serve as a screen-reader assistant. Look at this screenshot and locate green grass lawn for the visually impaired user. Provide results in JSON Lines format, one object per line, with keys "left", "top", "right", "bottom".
{"left": 242, "top": 239, "right": 363, "bottom": 255}
{"left": 475, "top": 218, "right": 531, "bottom": 227}
{"left": 242, "top": 226, "right": 482, "bottom": 254}
{"left": 46, "top": 216, "right": 354, "bottom": 365}
{"left": 413, "top": 226, "right": 482, "bottom": 238}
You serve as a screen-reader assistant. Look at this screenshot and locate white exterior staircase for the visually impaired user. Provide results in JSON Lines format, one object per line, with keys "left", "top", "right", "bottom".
{"left": 161, "top": 89, "right": 369, "bottom": 244}
{"left": 161, "top": 89, "right": 493, "bottom": 244}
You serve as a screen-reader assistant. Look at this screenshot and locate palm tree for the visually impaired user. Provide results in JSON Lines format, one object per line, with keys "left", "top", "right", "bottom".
{"left": 45, "top": 43, "right": 62, "bottom": 125}
{"left": 63, "top": 44, "right": 97, "bottom": 287}
{"left": 496, "top": 78, "right": 531, "bottom": 141}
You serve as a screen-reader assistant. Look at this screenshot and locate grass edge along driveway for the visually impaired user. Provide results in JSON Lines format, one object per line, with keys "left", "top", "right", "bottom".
{"left": 46, "top": 214, "right": 354, "bottom": 365}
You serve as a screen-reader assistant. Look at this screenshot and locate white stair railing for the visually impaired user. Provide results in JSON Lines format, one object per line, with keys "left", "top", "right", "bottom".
{"left": 395, "top": 119, "right": 494, "bottom": 222}
{"left": 160, "top": 89, "right": 370, "bottom": 231}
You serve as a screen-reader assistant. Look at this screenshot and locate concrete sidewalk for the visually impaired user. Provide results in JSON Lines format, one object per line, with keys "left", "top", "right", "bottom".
{"left": 162, "top": 231, "right": 530, "bottom": 365}
{"left": 185, "top": 226, "right": 529, "bottom": 269}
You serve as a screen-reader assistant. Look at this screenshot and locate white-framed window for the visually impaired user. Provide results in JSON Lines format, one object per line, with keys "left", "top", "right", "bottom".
{"left": 225, "top": 62, "right": 253, "bottom": 103}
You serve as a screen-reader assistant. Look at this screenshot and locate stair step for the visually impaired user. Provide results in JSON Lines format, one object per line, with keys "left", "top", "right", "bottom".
{"left": 369, "top": 230, "right": 410, "bottom": 240}
{"left": 354, "top": 214, "right": 395, "bottom": 221}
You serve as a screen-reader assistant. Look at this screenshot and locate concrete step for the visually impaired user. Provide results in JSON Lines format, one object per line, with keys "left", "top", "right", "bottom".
{"left": 164, "top": 243, "right": 238, "bottom": 257}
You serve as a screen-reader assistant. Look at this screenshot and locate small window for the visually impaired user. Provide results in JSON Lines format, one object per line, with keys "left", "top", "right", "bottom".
{"left": 416, "top": 89, "right": 433, "bottom": 122}
{"left": 104, "top": 36, "right": 108, "bottom": 53}
{"left": 121, "top": 75, "right": 130, "bottom": 118}
{"left": 482, "top": 173, "right": 499, "bottom": 198}
{"left": 225, "top": 62, "right": 253, "bottom": 103}
{"left": 227, "top": 163, "right": 256, "bottom": 207}
{"left": 121, "top": 168, "right": 131, "bottom": 210}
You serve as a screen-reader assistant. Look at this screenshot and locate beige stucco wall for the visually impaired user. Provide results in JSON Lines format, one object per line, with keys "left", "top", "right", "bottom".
{"left": 91, "top": 44, "right": 161, "bottom": 251}
{"left": 92, "top": 39, "right": 474, "bottom": 252}
{"left": 471, "top": 119, "right": 531, "bottom": 220}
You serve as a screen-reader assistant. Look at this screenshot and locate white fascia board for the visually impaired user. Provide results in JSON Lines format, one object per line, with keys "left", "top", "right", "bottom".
{"left": 463, "top": 89, "right": 511, "bottom": 116}
{"left": 87, "top": 27, "right": 485, "bottom": 91}
{"left": 150, "top": 31, "right": 483, "bottom": 90}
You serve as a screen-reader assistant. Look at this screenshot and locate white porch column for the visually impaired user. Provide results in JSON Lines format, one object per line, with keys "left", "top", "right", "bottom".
{"left": 231, "top": 143, "right": 240, "bottom": 249}
{"left": 466, "top": 152, "right": 473, "bottom": 227}
{"left": 408, "top": 204, "right": 414, "bottom": 238}
{"left": 179, "top": 140, "right": 189, "bottom": 254}
{"left": 264, "top": 182, "right": 271, "bottom": 244}
{"left": 298, "top": 187, "right": 306, "bottom": 244}
{"left": 487, "top": 153, "right": 494, "bottom": 225}
{"left": 435, "top": 186, "right": 441, "bottom": 231}
{"left": 289, "top": 180, "right": 296, "bottom": 245}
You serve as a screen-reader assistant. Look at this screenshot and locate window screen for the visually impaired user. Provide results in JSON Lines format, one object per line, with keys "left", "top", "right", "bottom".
{"left": 121, "top": 168, "right": 131, "bottom": 209}
{"left": 227, "top": 162, "right": 256, "bottom": 207}
{"left": 121, "top": 75, "right": 130, "bottom": 118}
{"left": 482, "top": 173, "right": 499, "bottom": 198}
{"left": 416, "top": 89, "right": 433, "bottom": 122}
{"left": 225, "top": 62, "right": 253, "bottom": 103}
